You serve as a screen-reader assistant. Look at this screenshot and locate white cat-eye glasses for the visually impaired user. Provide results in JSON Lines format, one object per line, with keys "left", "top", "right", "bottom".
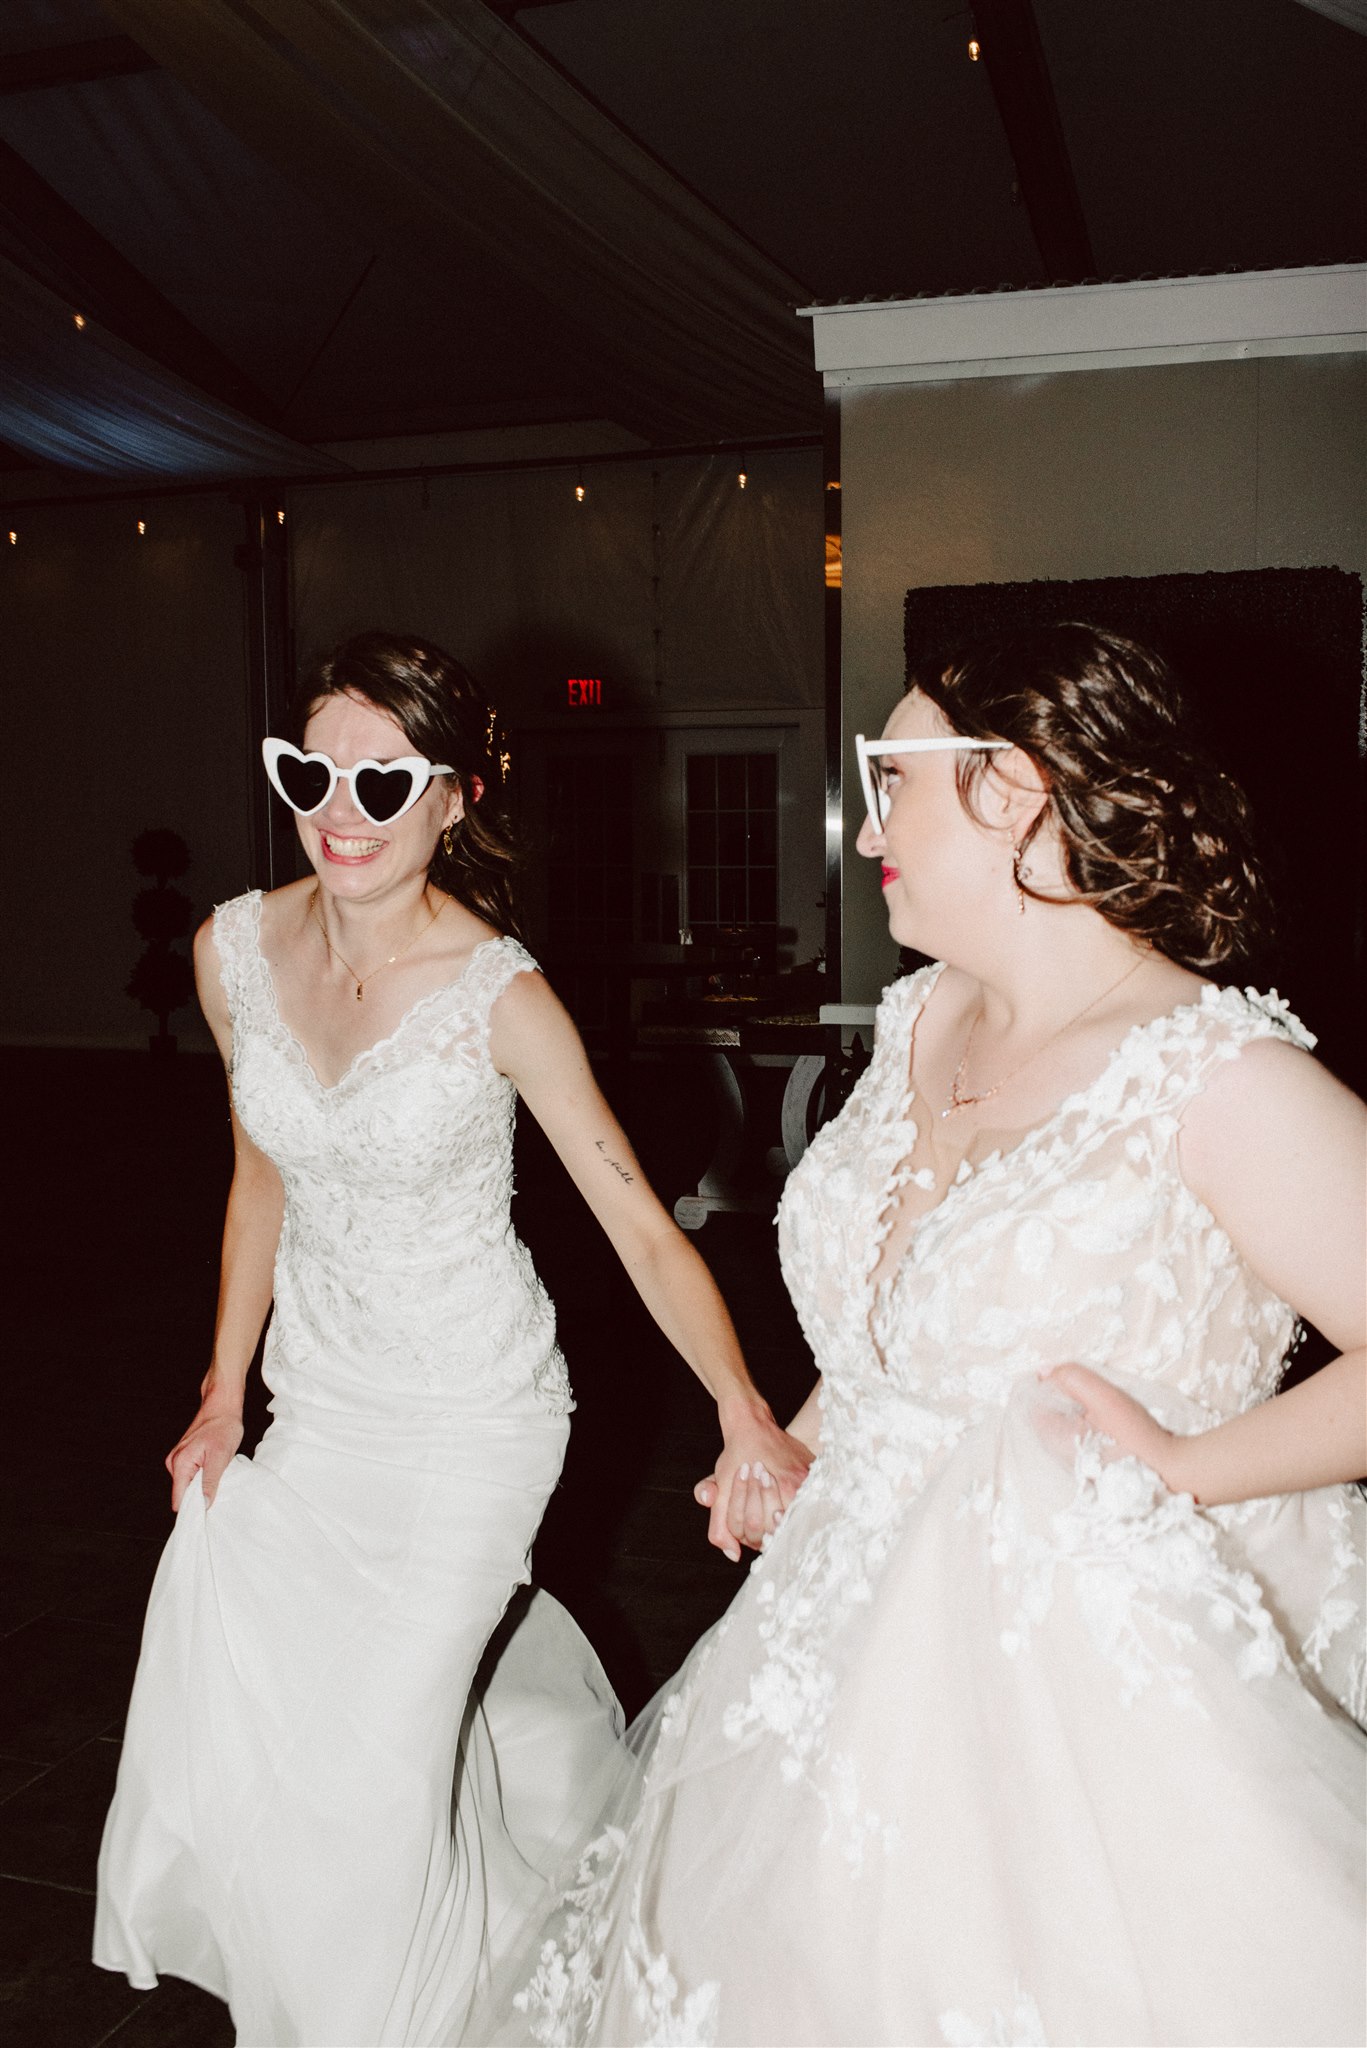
{"left": 855, "top": 733, "right": 1012, "bottom": 837}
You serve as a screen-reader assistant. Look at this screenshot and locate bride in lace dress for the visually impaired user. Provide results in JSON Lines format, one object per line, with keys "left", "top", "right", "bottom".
{"left": 496, "top": 624, "right": 1366, "bottom": 2048}
{"left": 93, "top": 632, "right": 809, "bottom": 2047}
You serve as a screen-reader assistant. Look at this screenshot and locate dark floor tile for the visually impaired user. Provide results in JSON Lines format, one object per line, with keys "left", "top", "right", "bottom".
{"left": 0, "top": 1620, "right": 138, "bottom": 1766}
{"left": 0, "top": 1739, "right": 118, "bottom": 1892}
{"left": 603, "top": 1550, "right": 741, "bottom": 1694}
{"left": 0, "top": 1525, "right": 159, "bottom": 1637}
{"left": 95, "top": 1971, "right": 234, "bottom": 2048}
{"left": 614, "top": 1480, "right": 718, "bottom": 1563}
{"left": 0, "top": 1759, "right": 45, "bottom": 1809}
{"left": 0, "top": 1875, "right": 142, "bottom": 2048}
{"left": 2, "top": 1461, "right": 177, "bottom": 1547}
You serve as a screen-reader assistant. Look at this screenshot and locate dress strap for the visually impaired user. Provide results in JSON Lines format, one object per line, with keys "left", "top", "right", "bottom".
{"left": 460, "top": 935, "right": 541, "bottom": 1058}
{"left": 1098, "top": 983, "right": 1317, "bottom": 1136}
{"left": 210, "top": 891, "right": 266, "bottom": 1036}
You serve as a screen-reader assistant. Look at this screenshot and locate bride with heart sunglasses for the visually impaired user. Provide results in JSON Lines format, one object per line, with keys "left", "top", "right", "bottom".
{"left": 94, "top": 629, "right": 811, "bottom": 2046}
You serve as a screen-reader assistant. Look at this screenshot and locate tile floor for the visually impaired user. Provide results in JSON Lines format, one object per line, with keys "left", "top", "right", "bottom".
{"left": 1, "top": 1048, "right": 814, "bottom": 2046}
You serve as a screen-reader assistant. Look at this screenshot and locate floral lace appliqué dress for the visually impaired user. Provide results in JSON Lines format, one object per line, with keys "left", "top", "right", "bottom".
{"left": 95, "top": 893, "right": 622, "bottom": 2048}
{"left": 504, "top": 968, "right": 1365, "bottom": 2048}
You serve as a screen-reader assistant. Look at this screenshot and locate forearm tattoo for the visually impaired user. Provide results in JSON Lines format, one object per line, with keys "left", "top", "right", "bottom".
{"left": 594, "top": 1139, "right": 636, "bottom": 1185}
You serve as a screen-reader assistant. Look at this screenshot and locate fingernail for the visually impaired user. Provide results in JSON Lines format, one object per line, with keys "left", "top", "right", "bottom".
{"left": 773, "top": 1509, "right": 784, "bottom": 1524}
{"left": 757, "top": 1464, "right": 773, "bottom": 1488}
{"left": 738, "top": 1463, "right": 750, "bottom": 1481}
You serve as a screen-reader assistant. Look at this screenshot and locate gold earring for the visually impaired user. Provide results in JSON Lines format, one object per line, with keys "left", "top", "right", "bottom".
{"left": 442, "top": 823, "right": 455, "bottom": 857}
{"left": 1011, "top": 843, "right": 1028, "bottom": 916}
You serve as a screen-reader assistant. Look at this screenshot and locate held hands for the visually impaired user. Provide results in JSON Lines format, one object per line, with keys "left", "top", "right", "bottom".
{"left": 166, "top": 1401, "right": 244, "bottom": 1510}
{"left": 693, "top": 1402, "right": 814, "bottom": 1562}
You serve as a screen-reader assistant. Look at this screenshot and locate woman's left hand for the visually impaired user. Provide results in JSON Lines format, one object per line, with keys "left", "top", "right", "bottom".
{"left": 1043, "top": 1363, "right": 1182, "bottom": 1492}
{"left": 694, "top": 1407, "right": 814, "bottom": 1560}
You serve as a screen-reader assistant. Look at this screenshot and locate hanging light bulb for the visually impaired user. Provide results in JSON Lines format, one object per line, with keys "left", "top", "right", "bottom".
{"left": 7, "top": 530, "right": 16, "bottom": 546}
{"left": 967, "top": 36, "right": 981, "bottom": 59}
{"left": 136, "top": 519, "right": 147, "bottom": 537}
{"left": 737, "top": 458, "right": 748, "bottom": 490}
{"left": 574, "top": 465, "right": 586, "bottom": 504}
{"left": 276, "top": 507, "right": 286, "bottom": 526}
{"left": 72, "top": 312, "right": 87, "bottom": 330}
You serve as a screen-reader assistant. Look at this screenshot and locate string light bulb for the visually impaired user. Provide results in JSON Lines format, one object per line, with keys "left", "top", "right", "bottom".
{"left": 276, "top": 507, "right": 285, "bottom": 526}
{"left": 737, "top": 460, "right": 748, "bottom": 490}
{"left": 136, "top": 519, "right": 147, "bottom": 537}
{"left": 7, "top": 530, "right": 16, "bottom": 546}
{"left": 73, "top": 312, "right": 86, "bottom": 330}
{"left": 574, "top": 465, "right": 586, "bottom": 504}
{"left": 968, "top": 36, "right": 981, "bottom": 59}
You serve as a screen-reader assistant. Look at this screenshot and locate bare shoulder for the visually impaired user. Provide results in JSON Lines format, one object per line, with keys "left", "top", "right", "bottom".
{"left": 1181, "top": 1026, "right": 1366, "bottom": 1204}
{"left": 192, "top": 913, "right": 232, "bottom": 1057}
{"left": 256, "top": 876, "right": 315, "bottom": 949}
{"left": 487, "top": 964, "right": 581, "bottom": 1080}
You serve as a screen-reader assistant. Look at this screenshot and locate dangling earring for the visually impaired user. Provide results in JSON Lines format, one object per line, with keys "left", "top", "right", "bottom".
{"left": 1011, "top": 842, "right": 1028, "bottom": 916}
{"left": 442, "top": 823, "right": 456, "bottom": 857}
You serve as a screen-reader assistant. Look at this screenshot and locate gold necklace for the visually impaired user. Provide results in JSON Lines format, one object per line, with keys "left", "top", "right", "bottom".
{"left": 311, "top": 888, "right": 443, "bottom": 1002}
{"left": 943, "top": 957, "right": 1146, "bottom": 1119}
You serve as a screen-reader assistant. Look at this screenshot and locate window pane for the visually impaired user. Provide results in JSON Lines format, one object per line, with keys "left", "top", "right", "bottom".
{"left": 690, "top": 870, "right": 716, "bottom": 922}
{"left": 718, "top": 870, "right": 746, "bottom": 923}
{"left": 747, "top": 753, "right": 777, "bottom": 806}
{"left": 686, "top": 754, "right": 714, "bottom": 807}
{"left": 749, "top": 869, "right": 777, "bottom": 923}
{"left": 717, "top": 755, "right": 745, "bottom": 808}
{"left": 747, "top": 812, "right": 776, "bottom": 866}
{"left": 718, "top": 813, "right": 747, "bottom": 865}
{"left": 687, "top": 813, "right": 716, "bottom": 864}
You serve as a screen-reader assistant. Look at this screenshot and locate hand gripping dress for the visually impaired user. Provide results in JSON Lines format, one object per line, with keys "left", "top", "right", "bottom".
{"left": 501, "top": 966, "right": 1366, "bottom": 2048}
{"left": 95, "top": 892, "right": 623, "bottom": 2048}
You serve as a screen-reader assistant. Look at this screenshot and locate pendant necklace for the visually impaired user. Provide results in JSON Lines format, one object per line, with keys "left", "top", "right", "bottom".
{"left": 943, "top": 956, "right": 1146, "bottom": 1119}
{"left": 311, "top": 888, "right": 443, "bottom": 1001}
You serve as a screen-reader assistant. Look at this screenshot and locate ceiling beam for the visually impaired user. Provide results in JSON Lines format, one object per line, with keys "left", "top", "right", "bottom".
{"left": 0, "top": 35, "right": 157, "bottom": 96}
{"left": 0, "top": 137, "right": 279, "bottom": 426}
{"left": 971, "top": 0, "right": 1096, "bottom": 283}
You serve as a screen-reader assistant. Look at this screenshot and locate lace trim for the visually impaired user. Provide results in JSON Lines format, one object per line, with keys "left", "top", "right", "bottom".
{"left": 858, "top": 972, "right": 1316, "bottom": 1288}
{"left": 213, "top": 890, "right": 536, "bottom": 1094}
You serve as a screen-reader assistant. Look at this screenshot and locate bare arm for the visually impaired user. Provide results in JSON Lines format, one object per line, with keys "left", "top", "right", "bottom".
{"left": 164, "top": 919, "right": 284, "bottom": 1509}
{"left": 1051, "top": 1036, "right": 1367, "bottom": 1505}
{"left": 490, "top": 971, "right": 813, "bottom": 1559}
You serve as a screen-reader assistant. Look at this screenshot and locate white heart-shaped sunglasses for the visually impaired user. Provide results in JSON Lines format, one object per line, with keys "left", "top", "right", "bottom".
{"left": 262, "top": 738, "right": 455, "bottom": 827}
{"left": 855, "top": 732, "right": 1012, "bottom": 837}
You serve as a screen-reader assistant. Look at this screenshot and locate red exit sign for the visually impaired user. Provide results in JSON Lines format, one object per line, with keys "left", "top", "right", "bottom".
{"left": 567, "top": 677, "right": 603, "bottom": 707}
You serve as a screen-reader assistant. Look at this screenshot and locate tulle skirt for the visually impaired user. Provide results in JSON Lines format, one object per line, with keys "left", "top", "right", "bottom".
{"left": 476, "top": 1376, "right": 1367, "bottom": 2048}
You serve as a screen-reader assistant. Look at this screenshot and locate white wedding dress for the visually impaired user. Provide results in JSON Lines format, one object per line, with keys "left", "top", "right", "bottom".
{"left": 498, "top": 967, "right": 1366, "bottom": 2048}
{"left": 95, "top": 891, "right": 623, "bottom": 2048}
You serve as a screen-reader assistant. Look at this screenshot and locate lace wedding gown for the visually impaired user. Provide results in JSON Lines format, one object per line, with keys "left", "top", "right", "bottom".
{"left": 95, "top": 892, "right": 623, "bottom": 2048}
{"left": 501, "top": 967, "right": 1366, "bottom": 2048}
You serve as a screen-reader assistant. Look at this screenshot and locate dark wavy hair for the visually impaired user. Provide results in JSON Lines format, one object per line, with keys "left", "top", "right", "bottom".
{"left": 910, "top": 622, "right": 1273, "bottom": 975}
{"left": 288, "top": 630, "right": 523, "bottom": 939}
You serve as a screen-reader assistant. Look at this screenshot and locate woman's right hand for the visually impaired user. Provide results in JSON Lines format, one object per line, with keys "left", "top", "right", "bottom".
{"left": 166, "top": 1405, "right": 243, "bottom": 1509}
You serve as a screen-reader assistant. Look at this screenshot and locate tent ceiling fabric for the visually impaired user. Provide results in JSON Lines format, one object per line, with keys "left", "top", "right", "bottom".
{"left": 0, "top": 0, "right": 1362, "bottom": 483}
{"left": 1287, "top": 0, "right": 1367, "bottom": 30}
{"left": 100, "top": 0, "right": 817, "bottom": 443}
{"left": 0, "top": 248, "right": 345, "bottom": 477}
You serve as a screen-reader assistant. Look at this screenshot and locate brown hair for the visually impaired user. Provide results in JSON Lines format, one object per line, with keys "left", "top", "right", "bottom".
{"left": 911, "top": 622, "right": 1273, "bottom": 975}
{"left": 289, "top": 630, "right": 523, "bottom": 939}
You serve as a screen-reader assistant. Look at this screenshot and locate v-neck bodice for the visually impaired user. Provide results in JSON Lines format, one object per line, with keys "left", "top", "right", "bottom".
{"left": 779, "top": 963, "right": 1317, "bottom": 1438}
{"left": 212, "top": 890, "right": 571, "bottom": 1423}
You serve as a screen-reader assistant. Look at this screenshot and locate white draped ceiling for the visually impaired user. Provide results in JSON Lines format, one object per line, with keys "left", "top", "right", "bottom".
{"left": 101, "top": 0, "right": 817, "bottom": 445}
{"left": 0, "top": 250, "right": 342, "bottom": 478}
